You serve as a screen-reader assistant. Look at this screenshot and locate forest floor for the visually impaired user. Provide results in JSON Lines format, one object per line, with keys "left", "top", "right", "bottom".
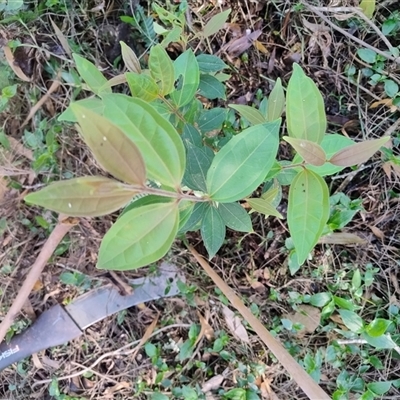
{"left": 1, "top": 1, "right": 400, "bottom": 399}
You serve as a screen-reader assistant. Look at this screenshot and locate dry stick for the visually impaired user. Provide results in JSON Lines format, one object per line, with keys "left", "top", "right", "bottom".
{"left": 0, "top": 216, "right": 77, "bottom": 343}
{"left": 187, "top": 245, "right": 331, "bottom": 400}
{"left": 301, "top": 1, "right": 400, "bottom": 65}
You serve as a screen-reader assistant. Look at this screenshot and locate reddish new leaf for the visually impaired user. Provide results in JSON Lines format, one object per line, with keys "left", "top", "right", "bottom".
{"left": 24, "top": 176, "right": 137, "bottom": 217}
{"left": 329, "top": 136, "right": 390, "bottom": 167}
{"left": 284, "top": 136, "right": 326, "bottom": 166}
{"left": 71, "top": 104, "right": 146, "bottom": 186}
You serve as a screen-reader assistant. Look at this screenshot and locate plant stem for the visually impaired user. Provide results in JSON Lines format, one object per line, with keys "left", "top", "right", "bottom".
{"left": 127, "top": 184, "right": 208, "bottom": 202}
{"left": 158, "top": 95, "right": 186, "bottom": 124}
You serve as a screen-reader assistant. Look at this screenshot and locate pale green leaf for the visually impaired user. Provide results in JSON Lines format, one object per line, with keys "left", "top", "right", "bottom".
{"left": 292, "top": 134, "right": 355, "bottom": 176}
{"left": 120, "top": 41, "right": 141, "bottom": 74}
{"left": 102, "top": 94, "right": 185, "bottom": 188}
{"left": 178, "top": 201, "right": 195, "bottom": 231}
{"left": 338, "top": 310, "right": 364, "bottom": 333}
{"left": 149, "top": 44, "right": 175, "bottom": 95}
{"left": 97, "top": 202, "right": 180, "bottom": 270}
{"left": 229, "top": 104, "right": 266, "bottom": 125}
{"left": 71, "top": 104, "right": 147, "bottom": 186}
{"left": 367, "top": 382, "right": 391, "bottom": 396}
{"left": 287, "top": 169, "right": 330, "bottom": 265}
{"left": 170, "top": 50, "right": 200, "bottom": 108}
{"left": 329, "top": 136, "right": 390, "bottom": 167}
{"left": 203, "top": 8, "right": 231, "bottom": 38}
{"left": 72, "top": 53, "right": 111, "bottom": 96}
{"left": 284, "top": 136, "right": 326, "bottom": 166}
{"left": 218, "top": 202, "right": 252, "bottom": 232}
{"left": 201, "top": 205, "right": 226, "bottom": 258}
{"left": 359, "top": 0, "right": 375, "bottom": 18}
{"left": 247, "top": 198, "right": 283, "bottom": 219}
{"left": 362, "top": 332, "right": 398, "bottom": 349}
{"left": 207, "top": 120, "right": 280, "bottom": 203}
{"left": 267, "top": 78, "right": 285, "bottom": 121}
{"left": 58, "top": 98, "right": 103, "bottom": 122}
{"left": 286, "top": 63, "right": 326, "bottom": 144}
{"left": 196, "top": 54, "right": 228, "bottom": 73}
{"left": 261, "top": 186, "right": 279, "bottom": 203}
{"left": 24, "top": 176, "right": 136, "bottom": 217}
{"left": 126, "top": 72, "right": 160, "bottom": 102}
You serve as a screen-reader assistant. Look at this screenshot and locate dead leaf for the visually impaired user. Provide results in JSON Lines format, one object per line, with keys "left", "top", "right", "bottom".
{"left": 370, "top": 98, "right": 399, "bottom": 112}
{"left": 222, "top": 30, "right": 262, "bottom": 57}
{"left": 3, "top": 45, "right": 31, "bottom": 82}
{"left": 254, "top": 40, "right": 269, "bottom": 55}
{"left": 196, "top": 311, "right": 215, "bottom": 346}
{"left": 283, "top": 305, "right": 321, "bottom": 336}
{"left": 318, "top": 232, "right": 366, "bottom": 245}
{"left": 41, "top": 355, "right": 60, "bottom": 369}
{"left": 103, "top": 382, "right": 130, "bottom": 395}
{"left": 32, "top": 353, "right": 44, "bottom": 369}
{"left": 201, "top": 374, "right": 225, "bottom": 392}
{"left": 130, "top": 315, "right": 158, "bottom": 359}
{"left": 222, "top": 305, "right": 250, "bottom": 343}
{"left": 369, "top": 225, "right": 384, "bottom": 239}
{"left": 50, "top": 17, "right": 72, "bottom": 57}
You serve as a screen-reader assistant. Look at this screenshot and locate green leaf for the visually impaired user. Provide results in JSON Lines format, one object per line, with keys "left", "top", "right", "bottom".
{"left": 183, "top": 141, "right": 214, "bottom": 192}
{"left": 267, "top": 78, "right": 285, "bottom": 121}
{"left": 287, "top": 169, "right": 330, "bottom": 265}
{"left": 102, "top": 94, "right": 185, "bottom": 188}
{"left": 121, "top": 195, "right": 171, "bottom": 217}
{"left": 284, "top": 136, "right": 326, "bottom": 166}
{"left": 196, "top": 54, "right": 228, "bottom": 73}
{"left": 338, "top": 310, "right": 364, "bottom": 333}
{"left": 58, "top": 98, "right": 104, "bottom": 122}
{"left": 197, "top": 108, "right": 227, "bottom": 134}
{"left": 292, "top": 134, "right": 355, "bottom": 176}
{"left": 362, "top": 332, "right": 398, "bottom": 349}
{"left": 97, "top": 202, "right": 179, "bottom": 270}
{"left": 310, "top": 292, "right": 332, "bottom": 307}
{"left": 367, "top": 381, "right": 391, "bottom": 396}
{"left": 333, "top": 296, "right": 359, "bottom": 311}
{"left": 125, "top": 72, "right": 160, "bottom": 102}
{"left": 24, "top": 176, "right": 136, "bottom": 217}
{"left": 329, "top": 136, "right": 390, "bottom": 167}
{"left": 357, "top": 48, "right": 377, "bottom": 64}
{"left": 228, "top": 104, "right": 266, "bottom": 125}
{"left": 203, "top": 8, "right": 231, "bottom": 38}
{"left": 120, "top": 41, "right": 141, "bottom": 74}
{"left": 182, "top": 124, "right": 202, "bottom": 147}
{"left": 170, "top": 49, "right": 200, "bottom": 108}
{"left": 72, "top": 53, "right": 111, "bottom": 96}
{"left": 384, "top": 79, "right": 399, "bottom": 98}
{"left": 201, "top": 205, "right": 226, "bottom": 259}
{"left": 366, "top": 318, "right": 392, "bottom": 337}
{"left": 286, "top": 63, "right": 326, "bottom": 144}
{"left": 178, "top": 201, "right": 194, "bottom": 231}
{"left": 218, "top": 202, "right": 252, "bottom": 232}
{"left": 180, "top": 202, "right": 208, "bottom": 232}
{"left": 151, "top": 393, "right": 169, "bottom": 400}
{"left": 359, "top": 0, "right": 376, "bottom": 19}
{"left": 247, "top": 198, "right": 283, "bottom": 218}
{"left": 207, "top": 120, "right": 280, "bottom": 203}
{"left": 198, "top": 74, "right": 226, "bottom": 100}
{"left": 71, "top": 104, "right": 146, "bottom": 186}
{"left": 149, "top": 44, "right": 175, "bottom": 96}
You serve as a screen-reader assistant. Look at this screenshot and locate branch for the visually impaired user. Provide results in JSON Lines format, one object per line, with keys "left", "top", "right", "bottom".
{"left": 0, "top": 216, "right": 77, "bottom": 343}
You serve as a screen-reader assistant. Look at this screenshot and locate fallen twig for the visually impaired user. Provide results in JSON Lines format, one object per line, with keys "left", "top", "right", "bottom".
{"left": 187, "top": 245, "right": 331, "bottom": 400}
{"left": 0, "top": 215, "right": 77, "bottom": 343}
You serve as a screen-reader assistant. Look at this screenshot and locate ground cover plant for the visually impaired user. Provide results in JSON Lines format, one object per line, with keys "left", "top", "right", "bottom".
{"left": 1, "top": 0, "right": 400, "bottom": 399}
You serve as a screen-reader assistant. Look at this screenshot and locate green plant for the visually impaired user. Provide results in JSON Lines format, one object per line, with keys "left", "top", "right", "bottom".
{"left": 23, "top": 39, "right": 390, "bottom": 271}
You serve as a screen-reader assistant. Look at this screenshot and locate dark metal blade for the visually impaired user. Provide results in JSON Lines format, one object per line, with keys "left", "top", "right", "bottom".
{"left": 64, "top": 262, "right": 184, "bottom": 329}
